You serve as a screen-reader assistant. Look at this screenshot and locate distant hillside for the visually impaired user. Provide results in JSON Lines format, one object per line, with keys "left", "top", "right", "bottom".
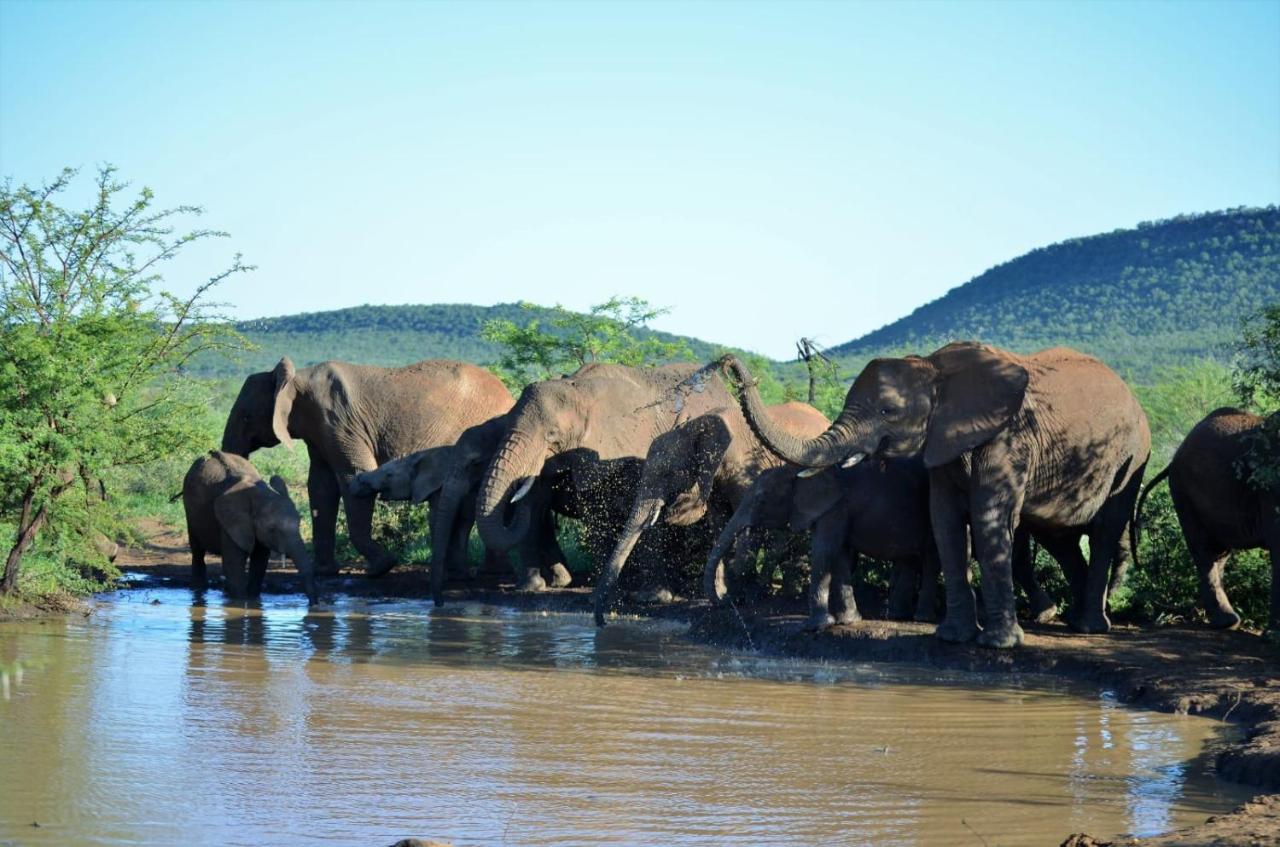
{"left": 188, "top": 303, "right": 731, "bottom": 378}
{"left": 830, "top": 207, "right": 1279, "bottom": 378}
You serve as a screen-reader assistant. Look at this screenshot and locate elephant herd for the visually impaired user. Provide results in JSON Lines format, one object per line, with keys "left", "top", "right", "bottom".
{"left": 180, "top": 342, "right": 1278, "bottom": 649}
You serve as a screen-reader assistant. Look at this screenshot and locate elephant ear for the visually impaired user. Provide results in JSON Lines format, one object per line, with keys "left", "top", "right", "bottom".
{"left": 685, "top": 412, "right": 734, "bottom": 506}
{"left": 789, "top": 469, "right": 841, "bottom": 531}
{"left": 660, "top": 412, "right": 732, "bottom": 525}
{"left": 272, "top": 357, "right": 297, "bottom": 450}
{"left": 923, "top": 343, "right": 1029, "bottom": 468}
{"left": 213, "top": 487, "right": 257, "bottom": 552}
{"left": 268, "top": 475, "right": 289, "bottom": 499}
{"left": 410, "top": 451, "right": 448, "bottom": 504}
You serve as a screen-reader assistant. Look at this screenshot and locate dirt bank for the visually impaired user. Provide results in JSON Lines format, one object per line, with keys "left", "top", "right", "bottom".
{"left": 1062, "top": 793, "right": 1280, "bottom": 846}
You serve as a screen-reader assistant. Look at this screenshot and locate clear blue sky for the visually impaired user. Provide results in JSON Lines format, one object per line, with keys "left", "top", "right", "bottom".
{"left": 2, "top": 0, "right": 1277, "bottom": 358}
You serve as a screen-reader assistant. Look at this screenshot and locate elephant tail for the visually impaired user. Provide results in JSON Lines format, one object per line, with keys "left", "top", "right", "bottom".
{"left": 1132, "top": 465, "right": 1171, "bottom": 578}
{"left": 169, "top": 491, "right": 183, "bottom": 503}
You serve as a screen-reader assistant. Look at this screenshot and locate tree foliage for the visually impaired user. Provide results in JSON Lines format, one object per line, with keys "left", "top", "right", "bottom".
{"left": 480, "top": 296, "right": 693, "bottom": 388}
{"left": 0, "top": 166, "right": 247, "bottom": 595}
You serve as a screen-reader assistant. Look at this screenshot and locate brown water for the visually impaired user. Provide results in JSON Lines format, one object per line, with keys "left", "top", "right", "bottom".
{"left": 0, "top": 581, "right": 1252, "bottom": 847}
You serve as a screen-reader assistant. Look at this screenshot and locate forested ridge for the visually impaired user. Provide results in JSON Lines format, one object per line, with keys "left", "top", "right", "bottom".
{"left": 191, "top": 207, "right": 1278, "bottom": 380}
{"left": 189, "top": 302, "right": 727, "bottom": 376}
{"left": 830, "top": 206, "right": 1279, "bottom": 376}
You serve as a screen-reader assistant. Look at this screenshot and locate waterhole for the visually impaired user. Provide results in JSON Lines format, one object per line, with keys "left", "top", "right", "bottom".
{"left": 0, "top": 582, "right": 1253, "bottom": 846}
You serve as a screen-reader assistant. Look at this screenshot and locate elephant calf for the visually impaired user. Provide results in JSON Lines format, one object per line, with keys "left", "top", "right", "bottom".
{"left": 182, "top": 450, "right": 317, "bottom": 604}
{"left": 705, "top": 459, "right": 1060, "bottom": 630}
{"left": 1139, "top": 407, "right": 1279, "bottom": 635}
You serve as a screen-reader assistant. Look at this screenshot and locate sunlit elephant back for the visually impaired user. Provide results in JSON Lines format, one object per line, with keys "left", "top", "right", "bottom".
{"left": 222, "top": 357, "right": 513, "bottom": 576}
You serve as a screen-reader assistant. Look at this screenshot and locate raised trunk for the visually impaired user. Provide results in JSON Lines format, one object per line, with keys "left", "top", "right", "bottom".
{"left": 429, "top": 476, "right": 468, "bottom": 606}
{"left": 722, "top": 356, "right": 859, "bottom": 468}
{"left": 593, "top": 497, "right": 664, "bottom": 626}
{"left": 476, "top": 431, "right": 540, "bottom": 552}
{"left": 702, "top": 499, "right": 755, "bottom": 603}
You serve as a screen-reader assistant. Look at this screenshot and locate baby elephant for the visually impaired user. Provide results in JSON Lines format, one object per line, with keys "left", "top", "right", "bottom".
{"left": 182, "top": 450, "right": 317, "bottom": 604}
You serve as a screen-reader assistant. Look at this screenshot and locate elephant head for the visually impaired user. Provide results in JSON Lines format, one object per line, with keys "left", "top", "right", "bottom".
{"left": 702, "top": 465, "right": 846, "bottom": 603}
{"left": 213, "top": 475, "right": 317, "bottom": 603}
{"left": 723, "top": 342, "right": 1029, "bottom": 471}
{"left": 477, "top": 372, "right": 622, "bottom": 551}
{"left": 348, "top": 447, "right": 453, "bottom": 504}
{"left": 592, "top": 412, "right": 734, "bottom": 624}
{"left": 222, "top": 357, "right": 298, "bottom": 457}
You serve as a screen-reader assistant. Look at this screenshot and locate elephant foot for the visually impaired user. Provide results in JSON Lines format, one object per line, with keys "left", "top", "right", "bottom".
{"left": 548, "top": 563, "right": 573, "bottom": 588}
{"left": 935, "top": 618, "right": 979, "bottom": 643}
{"left": 516, "top": 571, "right": 548, "bottom": 592}
{"left": 976, "top": 622, "right": 1025, "bottom": 649}
{"left": 832, "top": 609, "right": 861, "bottom": 626}
{"left": 314, "top": 560, "right": 342, "bottom": 578}
{"left": 1208, "top": 608, "right": 1242, "bottom": 630}
{"left": 632, "top": 587, "right": 674, "bottom": 604}
{"left": 365, "top": 558, "right": 398, "bottom": 579}
{"left": 1031, "top": 601, "right": 1059, "bottom": 625}
{"left": 803, "top": 612, "right": 836, "bottom": 631}
{"left": 1071, "top": 612, "right": 1111, "bottom": 635}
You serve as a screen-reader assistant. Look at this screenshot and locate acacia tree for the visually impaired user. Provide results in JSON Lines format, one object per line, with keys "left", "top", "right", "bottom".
{"left": 0, "top": 166, "right": 247, "bottom": 595}
{"left": 480, "top": 296, "right": 692, "bottom": 388}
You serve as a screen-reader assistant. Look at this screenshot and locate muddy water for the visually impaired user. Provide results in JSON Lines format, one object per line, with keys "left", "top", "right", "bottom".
{"left": 0, "top": 583, "right": 1252, "bottom": 847}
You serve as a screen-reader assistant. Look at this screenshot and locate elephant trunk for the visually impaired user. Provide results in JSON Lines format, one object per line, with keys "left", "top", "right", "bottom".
{"left": 476, "top": 430, "right": 540, "bottom": 552}
{"left": 429, "top": 475, "right": 469, "bottom": 607}
{"left": 593, "top": 497, "right": 664, "bottom": 627}
{"left": 722, "top": 356, "right": 863, "bottom": 468}
{"left": 703, "top": 499, "right": 755, "bottom": 604}
{"left": 287, "top": 537, "right": 318, "bottom": 605}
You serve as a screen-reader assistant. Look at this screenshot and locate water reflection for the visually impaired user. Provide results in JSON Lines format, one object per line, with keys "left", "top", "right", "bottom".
{"left": 0, "top": 586, "right": 1254, "bottom": 847}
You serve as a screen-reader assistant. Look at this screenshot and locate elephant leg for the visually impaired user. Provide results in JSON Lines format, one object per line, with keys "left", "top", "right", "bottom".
{"left": 540, "top": 510, "right": 572, "bottom": 588}
{"left": 450, "top": 495, "right": 476, "bottom": 579}
{"left": 247, "top": 543, "right": 269, "bottom": 597}
{"left": 885, "top": 558, "right": 917, "bottom": 621}
{"left": 1035, "top": 532, "right": 1087, "bottom": 625}
{"left": 804, "top": 526, "right": 836, "bottom": 631}
{"left": 1176, "top": 503, "right": 1239, "bottom": 629}
{"left": 828, "top": 549, "right": 860, "bottom": 626}
{"left": 1013, "top": 528, "right": 1058, "bottom": 624}
{"left": 220, "top": 532, "right": 249, "bottom": 599}
{"left": 970, "top": 485, "right": 1025, "bottom": 649}
{"left": 915, "top": 543, "right": 942, "bottom": 623}
{"left": 931, "top": 473, "right": 978, "bottom": 643}
{"left": 343, "top": 488, "right": 397, "bottom": 577}
{"left": 307, "top": 451, "right": 342, "bottom": 576}
{"left": 190, "top": 530, "right": 208, "bottom": 589}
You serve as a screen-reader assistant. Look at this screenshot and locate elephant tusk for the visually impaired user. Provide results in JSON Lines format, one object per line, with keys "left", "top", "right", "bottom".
{"left": 647, "top": 500, "right": 665, "bottom": 527}
{"left": 841, "top": 453, "right": 866, "bottom": 468}
{"left": 796, "top": 467, "right": 827, "bottom": 478}
{"left": 510, "top": 476, "right": 536, "bottom": 503}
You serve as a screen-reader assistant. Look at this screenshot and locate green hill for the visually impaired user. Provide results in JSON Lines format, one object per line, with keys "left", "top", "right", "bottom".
{"left": 192, "top": 207, "right": 1278, "bottom": 384}
{"left": 189, "top": 303, "right": 732, "bottom": 378}
{"left": 828, "top": 207, "right": 1280, "bottom": 378}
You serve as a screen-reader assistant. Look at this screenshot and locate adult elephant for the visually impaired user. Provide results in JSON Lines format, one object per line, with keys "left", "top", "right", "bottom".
{"left": 476, "top": 362, "right": 737, "bottom": 592}
{"left": 593, "top": 402, "right": 829, "bottom": 626}
{"left": 222, "top": 357, "right": 513, "bottom": 576}
{"left": 1138, "top": 407, "right": 1278, "bottom": 635}
{"left": 721, "top": 342, "right": 1150, "bottom": 648}
{"left": 349, "top": 413, "right": 569, "bottom": 605}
